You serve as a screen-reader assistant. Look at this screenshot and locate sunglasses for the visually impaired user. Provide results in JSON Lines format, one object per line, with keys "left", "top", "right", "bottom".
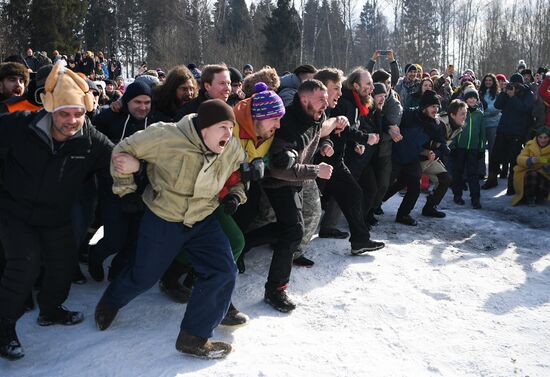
{"left": 91, "top": 91, "right": 100, "bottom": 97}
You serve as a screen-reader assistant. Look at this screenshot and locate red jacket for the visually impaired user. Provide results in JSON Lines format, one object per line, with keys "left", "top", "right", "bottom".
{"left": 539, "top": 76, "right": 550, "bottom": 128}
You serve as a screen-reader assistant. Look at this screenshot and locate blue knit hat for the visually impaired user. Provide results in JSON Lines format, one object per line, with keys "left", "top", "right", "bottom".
{"left": 251, "top": 82, "right": 285, "bottom": 120}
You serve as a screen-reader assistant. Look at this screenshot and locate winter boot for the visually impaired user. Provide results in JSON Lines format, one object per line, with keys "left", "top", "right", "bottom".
{"left": 95, "top": 295, "right": 118, "bottom": 331}
{"left": 373, "top": 206, "right": 384, "bottom": 215}
{"left": 453, "top": 196, "right": 465, "bottom": 205}
{"left": 264, "top": 287, "right": 296, "bottom": 313}
{"left": 220, "top": 302, "right": 249, "bottom": 326}
{"left": 422, "top": 196, "right": 446, "bottom": 218}
{"left": 395, "top": 214, "right": 418, "bottom": 226}
{"left": 293, "top": 255, "right": 315, "bottom": 267}
{"left": 159, "top": 280, "right": 192, "bottom": 304}
{"left": 481, "top": 173, "right": 498, "bottom": 190}
{"left": 351, "top": 240, "right": 385, "bottom": 255}
{"left": 37, "top": 306, "right": 84, "bottom": 326}
{"left": 175, "top": 330, "right": 232, "bottom": 359}
{"left": 0, "top": 318, "right": 24, "bottom": 360}
{"left": 471, "top": 197, "right": 482, "bottom": 209}
{"left": 236, "top": 254, "right": 246, "bottom": 274}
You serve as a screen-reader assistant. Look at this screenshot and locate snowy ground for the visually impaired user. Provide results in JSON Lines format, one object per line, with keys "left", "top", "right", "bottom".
{"left": 3, "top": 180, "right": 550, "bottom": 377}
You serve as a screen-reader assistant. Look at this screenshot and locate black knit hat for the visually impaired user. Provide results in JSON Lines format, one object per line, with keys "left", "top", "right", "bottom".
{"left": 372, "top": 83, "right": 387, "bottom": 96}
{"left": 537, "top": 67, "right": 548, "bottom": 75}
{"left": 121, "top": 81, "right": 152, "bottom": 104}
{"left": 197, "top": 99, "right": 236, "bottom": 130}
{"left": 509, "top": 73, "right": 524, "bottom": 84}
{"left": 228, "top": 67, "right": 243, "bottom": 84}
{"left": 372, "top": 69, "right": 390, "bottom": 84}
{"left": 419, "top": 90, "right": 441, "bottom": 110}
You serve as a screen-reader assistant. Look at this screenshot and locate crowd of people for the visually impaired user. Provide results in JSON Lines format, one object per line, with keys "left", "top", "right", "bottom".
{"left": 0, "top": 47, "right": 549, "bottom": 361}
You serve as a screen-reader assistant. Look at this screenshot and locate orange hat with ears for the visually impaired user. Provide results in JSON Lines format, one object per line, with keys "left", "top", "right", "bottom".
{"left": 41, "top": 62, "right": 94, "bottom": 113}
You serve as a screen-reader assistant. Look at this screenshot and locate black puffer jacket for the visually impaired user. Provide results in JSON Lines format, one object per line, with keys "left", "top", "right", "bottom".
{"left": 0, "top": 110, "right": 113, "bottom": 227}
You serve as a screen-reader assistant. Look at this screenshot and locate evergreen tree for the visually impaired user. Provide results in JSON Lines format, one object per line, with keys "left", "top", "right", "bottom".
{"left": 0, "top": 0, "right": 30, "bottom": 55}
{"left": 29, "top": 0, "right": 86, "bottom": 54}
{"left": 355, "top": 0, "right": 390, "bottom": 65}
{"left": 262, "top": 0, "right": 301, "bottom": 72}
{"left": 84, "top": 0, "right": 117, "bottom": 56}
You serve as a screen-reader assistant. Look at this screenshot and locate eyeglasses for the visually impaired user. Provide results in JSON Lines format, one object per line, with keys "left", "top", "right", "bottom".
{"left": 91, "top": 91, "right": 100, "bottom": 97}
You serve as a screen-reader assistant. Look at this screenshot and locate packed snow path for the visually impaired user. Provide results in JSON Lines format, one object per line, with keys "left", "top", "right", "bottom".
{"left": 3, "top": 186, "right": 550, "bottom": 377}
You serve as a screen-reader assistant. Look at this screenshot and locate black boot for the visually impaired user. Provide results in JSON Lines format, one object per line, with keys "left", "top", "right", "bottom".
{"left": 396, "top": 214, "right": 418, "bottom": 226}
{"left": 159, "top": 260, "right": 192, "bottom": 303}
{"left": 482, "top": 173, "right": 498, "bottom": 190}
{"left": 264, "top": 288, "right": 296, "bottom": 313}
{"left": 236, "top": 253, "right": 246, "bottom": 274}
{"left": 422, "top": 196, "right": 446, "bottom": 218}
{"left": 95, "top": 295, "right": 118, "bottom": 331}
{"left": 37, "top": 306, "right": 84, "bottom": 326}
{"left": 0, "top": 318, "right": 24, "bottom": 360}
{"left": 471, "top": 196, "right": 482, "bottom": 209}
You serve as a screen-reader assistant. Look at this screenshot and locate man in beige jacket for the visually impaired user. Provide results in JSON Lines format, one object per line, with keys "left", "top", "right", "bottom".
{"left": 94, "top": 99, "right": 246, "bottom": 359}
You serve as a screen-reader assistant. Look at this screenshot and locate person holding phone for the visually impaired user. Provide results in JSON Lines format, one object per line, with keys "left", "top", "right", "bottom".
{"left": 366, "top": 49, "right": 400, "bottom": 88}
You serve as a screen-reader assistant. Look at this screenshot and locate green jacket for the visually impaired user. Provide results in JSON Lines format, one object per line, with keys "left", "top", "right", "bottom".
{"left": 111, "top": 114, "right": 247, "bottom": 227}
{"left": 452, "top": 106, "right": 485, "bottom": 151}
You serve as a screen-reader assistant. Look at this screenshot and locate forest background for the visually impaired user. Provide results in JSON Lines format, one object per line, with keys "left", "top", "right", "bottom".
{"left": 0, "top": 0, "right": 549, "bottom": 76}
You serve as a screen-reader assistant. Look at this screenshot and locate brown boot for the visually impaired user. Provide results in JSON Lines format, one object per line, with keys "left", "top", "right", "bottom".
{"left": 175, "top": 330, "right": 232, "bottom": 359}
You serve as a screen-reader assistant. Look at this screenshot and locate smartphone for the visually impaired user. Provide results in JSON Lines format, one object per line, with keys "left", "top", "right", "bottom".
{"left": 379, "top": 50, "right": 390, "bottom": 55}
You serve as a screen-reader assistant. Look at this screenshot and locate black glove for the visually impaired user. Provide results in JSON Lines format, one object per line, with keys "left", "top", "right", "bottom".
{"left": 271, "top": 149, "right": 298, "bottom": 169}
{"left": 222, "top": 194, "right": 240, "bottom": 215}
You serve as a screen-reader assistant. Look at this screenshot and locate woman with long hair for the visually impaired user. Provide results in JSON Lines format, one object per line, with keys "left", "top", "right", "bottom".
{"left": 153, "top": 65, "right": 198, "bottom": 122}
{"left": 479, "top": 73, "right": 501, "bottom": 177}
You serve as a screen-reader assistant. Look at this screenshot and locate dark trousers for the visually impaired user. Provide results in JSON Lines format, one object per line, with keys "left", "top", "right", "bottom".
{"left": 234, "top": 181, "right": 262, "bottom": 233}
{"left": 451, "top": 148, "right": 480, "bottom": 199}
{"left": 384, "top": 161, "right": 422, "bottom": 216}
{"left": 321, "top": 167, "right": 371, "bottom": 246}
{"left": 263, "top": 186, "right": 303, "bottom": 291}
{"left": 489, "top": 132, "right": 524, "bottom": 186}
{"left": 0, "top": 215, "right": 76, "bottom": 320}
{"left": 104, "top": 208, "right": 236, "bottom": 338}
{"left": 371, "top": 153, "right": 393, "bottom": 210}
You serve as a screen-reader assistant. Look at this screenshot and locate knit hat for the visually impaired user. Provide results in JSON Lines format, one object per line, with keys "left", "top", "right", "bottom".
{"left": 251, "top": 82, "right": 285, "bottom": 120}
{"left": 535, "top": 126, "right": 550, "bottom": 137}
{"left": 372, "top": 69, "right": 390, "bottom": 83}
{"left": 35, "top": 64, "right": 53, "bottom": 88}
{"left": 415, "top": 64, "right": 423, "bottom": 73}
{"left": 372, "top": 83, "right": 387, "bottom": 96}
{"left": 243, "top": 64, "right": 253, "bottom": 72}
{"left": 86, "top": 79, "right": 99, "bottom": 94}
{"left": 404, "top": 64, "right": 417, "bottom": 74}
{"left": 134, "top": 74, "right": 160, "bottom": 88}
{"left": 419, "top": 90, "right": 441, "bottom": 110}
{"left": 509, "top": 73, "right": 524, "bottom": 84}
{"left": 463, "top": 87, "right": 479, "bottom": 101}
{"left": 121, "top": 81, "right": 152, "bottom": 105}
{"left": 197, "top": 99, "right": 236, "bottom": 130}
{"left": 495, "top": 74, "right": 507, "bottom": 82}
{"left": 228, "top": 67, "right": 243, "bottom": 84}
{"left": 41, "top": 62, "right": 94, "bottom": 112}
{"left": 459, "top": 73, "right": 475, "bottom": 85}
{"left": 0, "top": 62, "right": 29, "bottom": 86}
{"left": 517, "top": 60, "right": 527, "bottom": 71}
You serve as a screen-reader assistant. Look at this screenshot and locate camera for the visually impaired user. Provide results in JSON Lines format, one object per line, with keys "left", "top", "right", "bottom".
{"left": 240, "top": 157, "right": 265, "bottom": 182}
{"left": 379, "top": 50, "right": 390, "bottom": 56}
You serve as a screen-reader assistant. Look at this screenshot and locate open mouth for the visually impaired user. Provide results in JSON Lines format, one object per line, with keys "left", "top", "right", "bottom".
{"left": 219, "top": 140, "right": 227, "bottom": 147}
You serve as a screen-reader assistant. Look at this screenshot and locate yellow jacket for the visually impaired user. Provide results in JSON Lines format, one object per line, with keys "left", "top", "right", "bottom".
{"left": 512, "top": 138, "right": 550, "bottom": 205}
{"left": 111, "top": 114, "right": 246, "bottom": 226}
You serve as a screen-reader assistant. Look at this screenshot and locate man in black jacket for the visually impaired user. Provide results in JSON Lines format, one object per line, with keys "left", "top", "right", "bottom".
{"left": 88, "top": 81, "right": 152, "bottom": 282}
{"left": 0, "top": 63, "right": 113, "bottom": 360}
{"left": 261, "top": 79, "right": 333, "bottom": 312}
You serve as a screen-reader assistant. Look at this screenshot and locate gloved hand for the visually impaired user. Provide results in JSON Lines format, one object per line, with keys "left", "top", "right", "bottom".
{"left": 222, "top": 194, "right": 240, "bottom": 215}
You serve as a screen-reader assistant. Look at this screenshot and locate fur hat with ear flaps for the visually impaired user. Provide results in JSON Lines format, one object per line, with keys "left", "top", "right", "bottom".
{"left": 41, "top": 62, "right": 94, "bottom": 113}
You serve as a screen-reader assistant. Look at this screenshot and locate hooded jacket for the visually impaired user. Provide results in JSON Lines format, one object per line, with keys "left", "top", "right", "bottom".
{"left": 512, "top": 138, "right": 550, "bottom": 205}
{"left": 111, "top": 114, "right": 246, "bottom": 227}
{"left": 232, "top": 97, "right": 273, "bottom": 162}
{"left": 0, "top": 110, "right": 113, "bottom": 226}
{"left": 494, "top": 86, "right": 536, "bottom": 137}
{"left": 277, "top": 73, "right": 301, "bottom": 107}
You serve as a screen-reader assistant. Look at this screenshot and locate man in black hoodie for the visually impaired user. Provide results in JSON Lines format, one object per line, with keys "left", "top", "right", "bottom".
{"left": 0, "top": 64, "right": 112, "bottom": 360}
{"left": 88, "top": 81, "right": 152, "bottom": 282}
{"left": 261, "top": 79, "right": 333, "bottom": 313}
